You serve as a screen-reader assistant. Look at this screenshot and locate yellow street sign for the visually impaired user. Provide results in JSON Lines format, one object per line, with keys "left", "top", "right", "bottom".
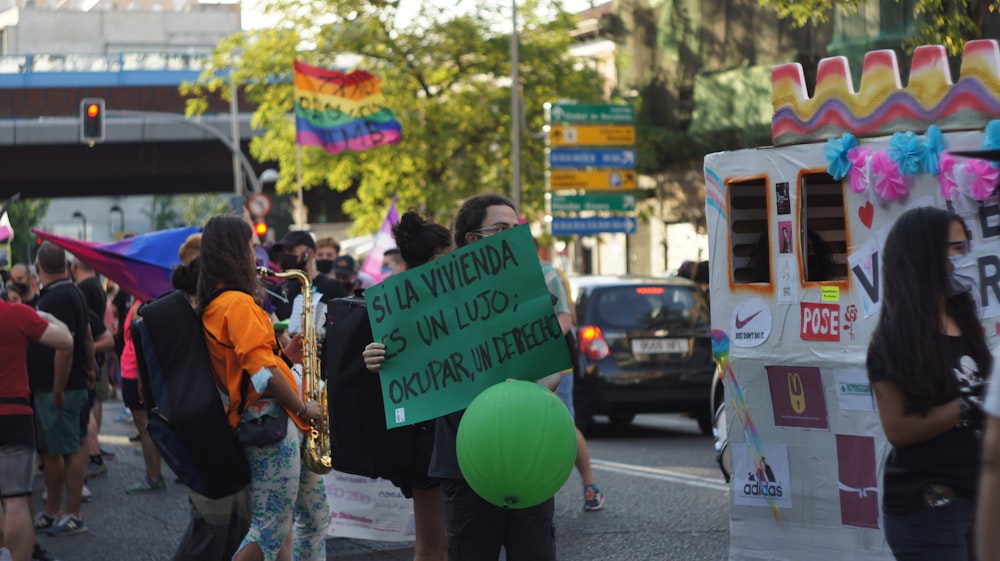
{"left": 548, "top": 125, "right": 635, "bottom": 146}
{"left": 549, "top": 170, "right": 637, "bottom": 190}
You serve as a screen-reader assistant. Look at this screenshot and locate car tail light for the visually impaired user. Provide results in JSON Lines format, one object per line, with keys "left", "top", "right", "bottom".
{"left": 635, "top": 286, "right": 664, "bottom": 295}
{"left": 578, "top": 325, "right": 610, "bottom": 361}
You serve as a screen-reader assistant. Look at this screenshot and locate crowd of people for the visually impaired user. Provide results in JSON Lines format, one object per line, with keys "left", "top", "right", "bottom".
{"left": 0, "top": 192, "right": 603, "bottom": 561}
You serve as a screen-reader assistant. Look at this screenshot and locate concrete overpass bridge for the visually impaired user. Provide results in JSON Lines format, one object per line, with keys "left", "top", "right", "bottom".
{"left": 0, "top": 51, "right": 266, "bottom": 199}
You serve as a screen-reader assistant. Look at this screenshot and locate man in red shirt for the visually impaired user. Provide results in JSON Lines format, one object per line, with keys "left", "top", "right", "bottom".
{"left": 0, "top": 293, "right": 72, "bottom": 561}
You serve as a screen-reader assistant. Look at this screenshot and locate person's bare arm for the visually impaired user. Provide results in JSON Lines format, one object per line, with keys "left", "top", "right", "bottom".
{"left": 52, "top": 348, "right": 73, "bottom": 408}
{"left": 35, "top": 311, "right": 73, "bottom": 349}
{"left": 264, "top": 367, "right": 322, "bottom": 423}
{"left": 872, "top": 380, "right": 961, "bottom": 448}
{"left": 980, "top": 416, "right": 1000, "bottom": 560}
{"left": 93, "top": 328, "right": 114, "bottom": 353}
{"left": 556, "top": 311, "right": 572, "bottom": 336}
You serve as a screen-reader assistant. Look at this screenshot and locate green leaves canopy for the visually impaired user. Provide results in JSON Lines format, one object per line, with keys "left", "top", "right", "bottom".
{"left": 183, "top": 0, "right": 602, "bottom": 232}
{"left": 758, "top": 0, "right": 999, "bottom": 55}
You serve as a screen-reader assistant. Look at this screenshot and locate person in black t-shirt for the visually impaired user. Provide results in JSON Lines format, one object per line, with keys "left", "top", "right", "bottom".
{"left": 27, "top": 242, "right": 96, "bottom": 537}
{"left": 71, "top": 259, "right": 114, "bottom": 478}
{"left": 866, "top": 208, "right": 991, "bottom": 561}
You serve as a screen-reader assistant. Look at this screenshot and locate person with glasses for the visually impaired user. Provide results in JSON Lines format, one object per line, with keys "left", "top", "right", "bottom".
{"left": 867, "top": 207, "right": 990, "bottom": 561}
{"left": 434, "top": 193, "right": 560, "bottom": 561}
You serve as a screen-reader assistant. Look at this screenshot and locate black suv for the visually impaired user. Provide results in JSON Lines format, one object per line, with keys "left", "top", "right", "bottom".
{"left": 567, "top": 275, "right": 715, "bottom": 433}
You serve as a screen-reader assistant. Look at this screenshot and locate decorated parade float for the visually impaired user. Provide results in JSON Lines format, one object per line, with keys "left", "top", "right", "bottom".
{"left": 705, "top": 39, "right": 1000, "bottom": 560}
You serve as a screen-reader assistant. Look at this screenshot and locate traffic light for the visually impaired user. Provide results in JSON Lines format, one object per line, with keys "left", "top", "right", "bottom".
{"left": 80, "top": 98, "right": 105, "bottom": 144}
{"left": 254, "top": 221, "right": 268, "bottom": 237}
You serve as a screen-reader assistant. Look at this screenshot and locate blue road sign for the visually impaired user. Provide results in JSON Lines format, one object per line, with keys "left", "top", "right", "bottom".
{"left": 551, "top": 216, "right": 637, "bottom": 235}
{"left": 549, "top": 148, "right": 637, "bottom": 169}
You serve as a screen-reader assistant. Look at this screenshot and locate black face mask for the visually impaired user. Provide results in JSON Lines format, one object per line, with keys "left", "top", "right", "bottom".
{"left": 12, "top": 282, "right": 29, "bottom": 295}
{"left": 315, "top": 259, "right": 335, "bottom": 275}
{"left": 280, "top": 254, "right": 306, "bottom": 271}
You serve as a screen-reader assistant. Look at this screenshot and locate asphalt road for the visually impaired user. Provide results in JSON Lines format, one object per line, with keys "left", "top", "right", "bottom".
{"left": 33, "top": 400, "right": 730, "bottom": 561}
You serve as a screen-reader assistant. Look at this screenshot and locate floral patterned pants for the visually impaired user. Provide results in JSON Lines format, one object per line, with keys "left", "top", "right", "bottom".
{"left": 237, "top": 418, "right": 329, "bottom": 561}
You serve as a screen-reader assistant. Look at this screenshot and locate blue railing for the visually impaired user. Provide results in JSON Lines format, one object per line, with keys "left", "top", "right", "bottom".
{"left": 0, "top": 51, "right": 214, "bottom": 88}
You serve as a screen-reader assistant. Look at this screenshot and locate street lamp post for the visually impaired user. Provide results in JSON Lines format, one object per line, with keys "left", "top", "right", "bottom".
{"left": 511, "top": 0, "right": 521, "bottom": 212}
{"left": 109, "top": 204, "right": 124, "bottom": 239}
{"left": 72, "top": 211, "right": 87, "bottom": 241}
{"left": 229, "top": 51, "right": 246, "bottom": 213}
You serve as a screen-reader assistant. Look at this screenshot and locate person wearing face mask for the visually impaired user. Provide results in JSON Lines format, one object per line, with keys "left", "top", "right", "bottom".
{"left": 330, "top": 254, "right": 362, "bottom": 295}
{"left": 867, "top": 207, "right": 991, "bottom": 561}
{"left": 381, "top": 248, "right": 405, "bottom": 281}
{"left": 9, "top": 263, "right": 39, "bottom": 308}
{"left": 270, "top": 231, "right": 345, "bottom": 321}
{"left": 314, "top": 237, "right": 341, "bottom": 280}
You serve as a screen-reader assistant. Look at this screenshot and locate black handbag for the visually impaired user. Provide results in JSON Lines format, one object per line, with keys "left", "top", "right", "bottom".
{"left": 235, "top": 398, "right": 288, "bottom": 446}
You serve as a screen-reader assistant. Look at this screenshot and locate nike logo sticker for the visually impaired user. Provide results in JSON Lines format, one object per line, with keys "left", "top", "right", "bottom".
{"left": 735, "top": 310, "right": 763, "bottom": 329}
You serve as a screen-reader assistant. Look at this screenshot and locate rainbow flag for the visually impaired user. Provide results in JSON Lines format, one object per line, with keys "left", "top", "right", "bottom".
{"left": 293, "top": 60, "right": 402, "bottom": 154}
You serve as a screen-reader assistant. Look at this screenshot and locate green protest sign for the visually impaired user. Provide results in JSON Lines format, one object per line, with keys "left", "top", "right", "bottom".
{"left": 367, "top": 226, "right": 571, "bottom": 428}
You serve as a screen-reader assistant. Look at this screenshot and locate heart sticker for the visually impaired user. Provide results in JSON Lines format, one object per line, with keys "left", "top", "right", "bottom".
{"left": 858, "top": 201, "right": 874, "bottom": 229}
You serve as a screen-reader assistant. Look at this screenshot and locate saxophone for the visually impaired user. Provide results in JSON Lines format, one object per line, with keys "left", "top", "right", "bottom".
{"left": 257, "top": 266, "right": 333, "bottom": 474}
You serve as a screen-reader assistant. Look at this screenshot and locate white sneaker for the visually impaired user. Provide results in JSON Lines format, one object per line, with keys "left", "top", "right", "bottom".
{"left": 41, "top": 484, "right": 92, "bottom": 503}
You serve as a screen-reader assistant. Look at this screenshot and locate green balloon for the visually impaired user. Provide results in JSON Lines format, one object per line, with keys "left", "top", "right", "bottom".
{"left": 457, "top": 380, "right": 577, "bottom": 509}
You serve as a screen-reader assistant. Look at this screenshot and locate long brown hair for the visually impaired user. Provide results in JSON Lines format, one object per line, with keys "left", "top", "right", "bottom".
{"left": 196, "top": 214, "right": 260, "bottom": 312}
{"left": 866, "top": 207, "right": 991, "bottom": 413}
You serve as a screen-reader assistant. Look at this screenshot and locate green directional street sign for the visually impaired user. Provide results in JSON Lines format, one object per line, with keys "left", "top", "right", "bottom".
{"left": 550, "top": 193, "right": 638, "bottom": 212}
{"left": 550, "top": 103, "right": 634, "bottom": 124}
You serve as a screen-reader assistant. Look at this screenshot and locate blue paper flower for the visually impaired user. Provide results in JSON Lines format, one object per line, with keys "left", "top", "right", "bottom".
{"left": 984, "top": 120, "right": 1000, "bottom": 151}
{"left": 983, "top": 121, "right": 1000, "bottom": 168}
{"left": 824, "top": 133, "right": 857, "bottom": 180}
{"left": 922, "top": 125, "right": 944, "bottom": 175}
{"left": 887, "top": 131, "right": 925, "bottom": 176}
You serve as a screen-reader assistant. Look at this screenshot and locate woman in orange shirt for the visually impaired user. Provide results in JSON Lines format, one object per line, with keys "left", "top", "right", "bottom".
{"left": 197, "top": 214, "right": 328, "bottom": 561}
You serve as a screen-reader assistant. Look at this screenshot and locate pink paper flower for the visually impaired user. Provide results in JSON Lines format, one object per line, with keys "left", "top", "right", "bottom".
{"left": 847, "top": 147, "right": 870, "bottom": 194}
{"left": 939, "top": 152, "right": 957, "bottom": 200}
{"left": 872, "top": 151, "right": 908, "bottom": 201}
{"left": 968, "top": 159, "right": 1000, "bottom": 201}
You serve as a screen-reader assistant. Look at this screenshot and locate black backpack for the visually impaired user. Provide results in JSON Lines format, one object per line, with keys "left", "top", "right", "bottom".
{"left": 325, "top": 295, "right": 416, "bottom": 478}
{"left": 133, "top": 289, "right": 251, "bottom": 499}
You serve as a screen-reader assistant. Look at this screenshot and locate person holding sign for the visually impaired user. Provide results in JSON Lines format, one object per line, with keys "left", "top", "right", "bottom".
{"left": 363, "top": 193, "right": 571, "bottom": 561}
{"left": 867, "top": 207, "right": 990, "bottom": 561}
{"left": 363, "top": 211, "right": 453, "bottom": 561}
{"left": 435, "top": 194, "right": 559, "bottom": 561}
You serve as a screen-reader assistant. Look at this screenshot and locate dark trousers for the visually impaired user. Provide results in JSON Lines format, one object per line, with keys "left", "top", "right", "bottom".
{"left": 884, "top": 495, "right": 975, "bottom": 561}
{"left": 440, "top": 478, "right": 555, "bottom": 561}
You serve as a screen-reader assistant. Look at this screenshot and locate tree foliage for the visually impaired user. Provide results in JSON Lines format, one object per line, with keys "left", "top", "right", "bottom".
{"left": 177, "top": 194, "right": 232, "bottom": 228}
{"left": 7, "top": 198, "right": 50, "bottom": 264}
{"left": 759, "top": 0, "right": 999, "bottom": 55}
{"left": 183, "top": 0, "right": 602, "bottom": 232}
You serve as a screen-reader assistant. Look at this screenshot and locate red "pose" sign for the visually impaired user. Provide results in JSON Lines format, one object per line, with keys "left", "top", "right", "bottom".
{"left": 800, "top": 302, "right": 840, "bottom": 342}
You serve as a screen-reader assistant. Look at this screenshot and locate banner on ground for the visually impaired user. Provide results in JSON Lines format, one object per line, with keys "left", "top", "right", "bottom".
{"left": 324, "top": 471, "right": 415, "bottom": 541}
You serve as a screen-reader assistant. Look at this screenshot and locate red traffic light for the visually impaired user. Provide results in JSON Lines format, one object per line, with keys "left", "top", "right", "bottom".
{"left": 80, "top": 98, "right": 105, "bottom": 143}
{"left": 254, "top": 221, "right": 268, "bottom": 237}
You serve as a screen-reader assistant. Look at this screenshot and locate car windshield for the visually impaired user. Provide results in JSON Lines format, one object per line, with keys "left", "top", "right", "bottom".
{"left": 592, "top": 285, "right": 709, "bottom": 329}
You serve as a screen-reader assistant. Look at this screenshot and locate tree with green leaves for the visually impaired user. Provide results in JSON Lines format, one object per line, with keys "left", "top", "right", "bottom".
{"left": 183, "top": 0, "right": 602, "bottom": 232}
{"left": 759, "top": 0, "right": 999, "bottom": 54}
{"left": 177, "top": 194, "right": 232, "bottom": 228}
{"left": 143, "top": 195, "right": 181, "bottom": 231}
{"left": 7, "top": 198, "right": 50, "bottom": 265}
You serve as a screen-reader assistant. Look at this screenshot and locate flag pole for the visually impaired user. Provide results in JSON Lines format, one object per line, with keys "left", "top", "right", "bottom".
{"left": 296, "top": 144, "right": 305, "bottom": 228}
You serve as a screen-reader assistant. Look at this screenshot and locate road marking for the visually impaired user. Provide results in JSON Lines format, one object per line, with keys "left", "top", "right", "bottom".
{"left": 591, "top": 459, "right": 730, "bottom": 492}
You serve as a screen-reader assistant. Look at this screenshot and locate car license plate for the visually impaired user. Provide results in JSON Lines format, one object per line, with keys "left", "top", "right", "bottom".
{"left": 631, "top": 338, "right": 688, "bottom": 354}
